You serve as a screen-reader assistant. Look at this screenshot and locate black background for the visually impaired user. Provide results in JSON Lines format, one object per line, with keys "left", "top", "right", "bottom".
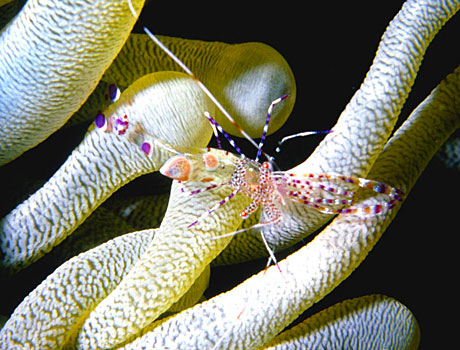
{"left": 1, "top": 1, "right": 459, "bottom": 348}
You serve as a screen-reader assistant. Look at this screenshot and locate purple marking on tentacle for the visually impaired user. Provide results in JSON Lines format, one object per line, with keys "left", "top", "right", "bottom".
{"left": 108, "top": 83, "right": 121, "bottom": 103}
{"left": 141, "top": 141, "right": 151, "bottom": 156}
{"left": 114, "top": 115, "right": 129, "bottom": 135}
{"left": 95, "top": 111, "right": 106, "bottom": 129}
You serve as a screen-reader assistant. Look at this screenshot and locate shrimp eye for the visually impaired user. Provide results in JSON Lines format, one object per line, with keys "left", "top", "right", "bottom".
{"left": 240, "top": 211, "right": 248, "bottom": 219}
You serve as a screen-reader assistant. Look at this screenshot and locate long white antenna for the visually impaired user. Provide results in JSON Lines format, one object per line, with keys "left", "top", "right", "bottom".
{"left": 126, "top": 0, "right": 138, "bottom": 18}
{"left": 275, "top": 130, "right": 333, "bottom": 153}
{"left": 143, "top": 27, "right": 268, "bottom": 155}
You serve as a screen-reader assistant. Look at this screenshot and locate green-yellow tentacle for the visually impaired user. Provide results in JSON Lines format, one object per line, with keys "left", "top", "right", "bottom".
{"left": 0, "top": 0, "right": 145, "bottom": 166}
{"left": 0, "top": 72, "right": 214, "bottom": 272}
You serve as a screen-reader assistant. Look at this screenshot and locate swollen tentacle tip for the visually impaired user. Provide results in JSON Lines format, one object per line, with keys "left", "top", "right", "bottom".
{"left": 159, "top": 155, "right": 193, "bottom": 181}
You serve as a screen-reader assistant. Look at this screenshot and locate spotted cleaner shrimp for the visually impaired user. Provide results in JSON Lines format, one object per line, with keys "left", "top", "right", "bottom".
{"left": 96, "top": 6, "right": 404, "bottom": 269}
{"left": 143, "top": 31, "right": 403, "bottom": 247}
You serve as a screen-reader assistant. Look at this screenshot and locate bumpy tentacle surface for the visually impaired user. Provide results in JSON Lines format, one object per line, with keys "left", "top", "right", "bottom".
{"left": 263, "top": 295, "right": 420, "bottom": 350}
{"left": 0, "top": 71, "right": 214, "bottom": 271}
{"left": 1, "top": 0, "right": 459, "bottom": 349}
{"left": 0, "top": 229, "right": 156, "bottom": 349}
{"left": 75, "top": 180, "right": 251, "bottom": 349}
{"left": 115, "top": 52, "right": 460, "bottom": 349}
{"left": 102, "top": 33, "right": 296, "bottom": 138}
{"left": 0, "top": 227, "right": 211, "bottom": 349}
{"left": 78, "top": 1, "right": 459, "bottom": 347}
{"left": 0, "top": 0, "right": 145, "bottom": 165}
{"left": 216, "top": 0, "right": 460, "bottom": 265}
{"left": 103, "top": 193, "right": 170, "bottom": 230}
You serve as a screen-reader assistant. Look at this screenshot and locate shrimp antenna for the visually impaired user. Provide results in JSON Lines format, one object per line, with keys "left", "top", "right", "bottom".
{"left": 275, "top": 130, "right": 333, "bottom": 153}
{"left": 143, "top": 27, "right": 273, "bottom": 160}
{"left": 126, "top": 0, "right": 138, "bottom": 18}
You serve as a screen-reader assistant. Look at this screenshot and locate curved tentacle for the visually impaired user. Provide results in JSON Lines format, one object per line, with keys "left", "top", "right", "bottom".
{"left": 75, "top": 180, "right": 252, "bottom": 349}
{"left": 115, "top": 52, "right": 460, "bottom": 350}
{"left": 0, "top": 0, "right": 145, "bottom": 166}
{"left": 0, "top": 229, "right": 157, "bottom": 349}
{"left": 102, "top": 33, "right": 296, "bottom": 138}
{"left": 264, "top": 295, "right": 420, "bottom": 350}
{"left": 0, "top": 71, "right": 214, "bottom": 272}
{"left": 216, "top": 0, "right": 460, "bottom": 265}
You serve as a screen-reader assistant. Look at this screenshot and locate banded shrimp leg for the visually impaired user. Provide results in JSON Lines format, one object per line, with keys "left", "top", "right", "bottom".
{"left": 119, "top": 11, "right": 331, "bottom": 267}
{"left": 272, "top": 132, "right": 405, "bottom": 216}
{"left": 271, "top": 171, "right": 404, "bottom": 216}
{"left": 162, "top": 106, "right": 331, "bottom": 272}
{"left": 159, "top": 97, "right": 296, "bottom": 272}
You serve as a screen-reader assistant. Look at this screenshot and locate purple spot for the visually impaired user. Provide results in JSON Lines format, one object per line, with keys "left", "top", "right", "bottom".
{"left": 141, "top": 142, "right": 151, "bottom": 155}
{"left": 108, "top": 84, "right": 121, "bottom": 102}
{"left": 114, "top": 115, "right": 129, "bottom": 135}
{"left": 374, "top": 182, "right": 388, "bottom": 194}
{"left": 95, "top": 112, "right": 106, "bottom": 128}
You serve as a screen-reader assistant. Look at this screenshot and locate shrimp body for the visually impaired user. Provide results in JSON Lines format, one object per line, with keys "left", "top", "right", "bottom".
{"left": 230, "top": 159, "right": 282, "bottom": 223}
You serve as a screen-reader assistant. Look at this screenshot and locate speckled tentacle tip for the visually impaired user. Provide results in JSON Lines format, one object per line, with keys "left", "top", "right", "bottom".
{"left": 0, "top": 70, "right": 214, "bottom": 272}
{"left": 0, "top": 0, "right": 146, "bottom": 166}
